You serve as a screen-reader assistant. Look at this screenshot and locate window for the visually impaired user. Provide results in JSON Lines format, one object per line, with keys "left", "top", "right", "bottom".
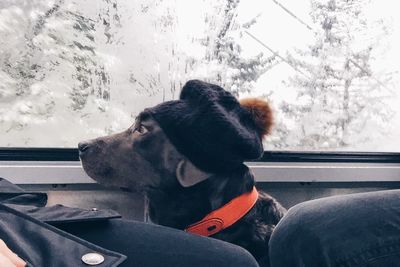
{"left": 1, "top": 0, "right": 399, "bottom": 151}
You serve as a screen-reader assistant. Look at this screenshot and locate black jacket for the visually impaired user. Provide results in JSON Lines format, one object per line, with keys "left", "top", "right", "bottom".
{"left": 0, "top": 178, "right": 126, "bottom": 267}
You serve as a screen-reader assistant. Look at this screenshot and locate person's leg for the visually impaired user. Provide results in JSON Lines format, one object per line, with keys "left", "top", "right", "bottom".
{"left": 57, "top": 219, "right": 259, "bottom": 267}
{"left": 269, "top": 189, "right": 400, "bottom": 267}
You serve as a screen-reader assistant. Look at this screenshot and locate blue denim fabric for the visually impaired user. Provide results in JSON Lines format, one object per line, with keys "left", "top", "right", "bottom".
{"left": 269, "top": 190, "right": 400, "bottom": 267}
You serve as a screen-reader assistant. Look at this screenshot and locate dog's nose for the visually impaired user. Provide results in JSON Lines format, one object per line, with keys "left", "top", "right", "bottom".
{"left": 78, "top": 142, "right": 90, "bottom": 153}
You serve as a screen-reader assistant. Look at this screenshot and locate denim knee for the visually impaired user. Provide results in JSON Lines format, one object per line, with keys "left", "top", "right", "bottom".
{"left": 269, "top": 190, "right": 400, "bottom": 267}
{"left": 269, "top": 200, "right": 329, "bottom": 267}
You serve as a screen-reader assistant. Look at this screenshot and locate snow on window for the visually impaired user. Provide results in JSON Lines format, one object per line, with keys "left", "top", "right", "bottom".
{"left": 0, "top": 0, "right": 399, "bottom": 151}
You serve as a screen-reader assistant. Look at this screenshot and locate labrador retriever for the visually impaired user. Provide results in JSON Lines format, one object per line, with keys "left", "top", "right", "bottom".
{"left": 79, "top": 83, "right": 286, "bottom": 267}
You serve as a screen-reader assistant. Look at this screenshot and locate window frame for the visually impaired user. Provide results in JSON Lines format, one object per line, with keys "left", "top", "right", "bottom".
{"left": 1, "top": 148, "right": 399, "bottom": 163}
{"left": 0, "top": 148, "right": 399, "bottom": 185}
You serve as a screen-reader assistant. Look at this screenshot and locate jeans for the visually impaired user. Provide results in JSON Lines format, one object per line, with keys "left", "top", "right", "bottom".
{"left": 269, "top": 189, "right": 400, "bottom": 267}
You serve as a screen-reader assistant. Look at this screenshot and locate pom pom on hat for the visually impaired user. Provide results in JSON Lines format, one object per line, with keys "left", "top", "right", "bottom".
{"left": 240, "top": 98, "right": 273, "bottom": 137}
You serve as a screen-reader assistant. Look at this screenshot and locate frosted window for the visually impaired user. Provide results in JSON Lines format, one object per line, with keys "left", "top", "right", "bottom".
{"left": 0, "top": 0, "right": 399, "bottom": 151}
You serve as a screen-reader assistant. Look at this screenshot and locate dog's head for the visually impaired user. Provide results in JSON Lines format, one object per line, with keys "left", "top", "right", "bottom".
{"left": 79, "top": 111, "right": 211, "bottom": 192}
{"left": 79, "top": 80, "right": 273, "bottom": 193}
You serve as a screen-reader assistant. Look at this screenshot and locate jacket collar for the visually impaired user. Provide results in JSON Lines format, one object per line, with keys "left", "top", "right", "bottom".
{"left": 185, "top": 186, "right": 258, "bottom": 236}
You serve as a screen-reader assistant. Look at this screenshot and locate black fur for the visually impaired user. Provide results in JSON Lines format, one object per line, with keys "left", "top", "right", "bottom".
{"left": 146, "top": 164, "right": 286, "bottom": 267}
{"left": 148, "top": 80, "right": 264, "bottom": 173}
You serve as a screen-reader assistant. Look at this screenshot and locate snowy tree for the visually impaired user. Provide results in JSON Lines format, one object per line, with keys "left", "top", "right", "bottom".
{"left": 0, "top": 0, "right": 121, "bottom": 145}
{"left": 123, "top": 0, "right": 278, "bottom": 99}
{"left": 1, "top": 0, "right": 398, "bottom": 150}
{"left": 185, "top": 0, "right": 279, "bottom": 97}
{"left": 281, "top": 0, "right": 394, "bottom": 150}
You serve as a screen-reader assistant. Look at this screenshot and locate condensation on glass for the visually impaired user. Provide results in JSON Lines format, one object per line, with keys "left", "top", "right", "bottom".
{"left": 0, "top": 0, "right": 399, "bottom": 151}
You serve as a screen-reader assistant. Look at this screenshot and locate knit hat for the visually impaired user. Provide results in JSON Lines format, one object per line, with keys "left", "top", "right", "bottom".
{"left": 147, "top": 80, "right": 273, "bottom": 173}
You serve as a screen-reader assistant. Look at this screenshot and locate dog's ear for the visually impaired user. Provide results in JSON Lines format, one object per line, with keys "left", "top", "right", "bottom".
{"left": 176, "top": 159, "right": 211, "bottom": 187}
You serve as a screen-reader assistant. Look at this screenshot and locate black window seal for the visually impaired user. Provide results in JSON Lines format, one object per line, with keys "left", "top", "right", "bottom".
{"left": 254, "top": 151, "right": 400, "bottom": 163}
{"left": 0, "top": 148, "right": 399, "bottom": 163}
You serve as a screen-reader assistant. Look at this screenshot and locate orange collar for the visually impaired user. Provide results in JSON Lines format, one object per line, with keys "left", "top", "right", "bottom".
{"left": 185, "top": 186, "right": 259, "bottom": 236}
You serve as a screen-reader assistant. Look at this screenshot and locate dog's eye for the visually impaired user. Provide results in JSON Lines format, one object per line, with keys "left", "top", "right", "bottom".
{"left": 137, "top": 124, "right": 148, "bottom": 134}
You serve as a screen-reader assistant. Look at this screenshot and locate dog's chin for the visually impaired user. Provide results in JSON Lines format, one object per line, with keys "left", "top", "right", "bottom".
{"left": 81, "top": 163, "right": 140, "bottom": 193}
{"left": 81, "top": 162, "right": 114, "bottom": 184}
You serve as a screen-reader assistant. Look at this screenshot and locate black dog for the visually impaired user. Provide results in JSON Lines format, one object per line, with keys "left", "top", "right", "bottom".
{"left": 79, "top": 80, "right": 286, "bottom": 266}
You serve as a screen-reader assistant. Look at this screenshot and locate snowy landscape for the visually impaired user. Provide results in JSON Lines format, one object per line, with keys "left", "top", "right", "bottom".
{"left": 0, "top": 0, "right": 399, "bottom": 151}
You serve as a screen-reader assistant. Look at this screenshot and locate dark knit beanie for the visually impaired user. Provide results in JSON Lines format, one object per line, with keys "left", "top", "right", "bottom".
{"left": 147, "top": 80, "right": 273, "bottom": 173}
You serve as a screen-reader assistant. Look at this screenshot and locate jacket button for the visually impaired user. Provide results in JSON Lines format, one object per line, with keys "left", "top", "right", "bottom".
{"left": 81, "top": 252, "right": 105, "bottom": 265}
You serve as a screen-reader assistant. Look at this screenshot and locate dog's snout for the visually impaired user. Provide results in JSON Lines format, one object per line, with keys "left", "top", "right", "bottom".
{"left": 78, "top": 142, "right": 90, "bottom": 153}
